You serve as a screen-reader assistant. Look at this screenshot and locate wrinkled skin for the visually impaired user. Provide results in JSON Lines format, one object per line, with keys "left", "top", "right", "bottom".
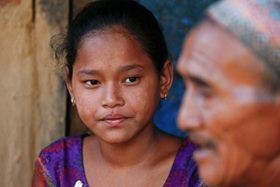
{"left": 177, "top": 20, "right": 280, "bottom": 187}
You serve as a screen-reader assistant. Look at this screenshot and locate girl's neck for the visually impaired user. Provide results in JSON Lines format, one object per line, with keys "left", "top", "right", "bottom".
{"left": 95, "top": 124, "right": 160, "bottom": 168}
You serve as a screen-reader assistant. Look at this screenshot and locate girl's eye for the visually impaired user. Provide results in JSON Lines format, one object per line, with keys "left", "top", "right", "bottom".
{"left": 84, "top": 80, "right": 100, "bottom": 87}
{"left": 124, "top": 77, "right": 139, "bottom": 84}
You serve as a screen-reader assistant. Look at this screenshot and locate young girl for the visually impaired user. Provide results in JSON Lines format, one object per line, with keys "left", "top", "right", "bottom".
{"left": 32, "top": 0, "right": 202, "bottom": 186}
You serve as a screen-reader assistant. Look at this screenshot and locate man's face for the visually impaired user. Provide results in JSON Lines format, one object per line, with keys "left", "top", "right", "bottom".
{"left": 177, "top": 20, "right": 280, "bottom": 186}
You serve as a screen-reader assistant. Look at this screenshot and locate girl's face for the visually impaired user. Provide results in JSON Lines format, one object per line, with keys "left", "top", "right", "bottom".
{"left": 66, "top": 27, "right": 172, "bottom": 144}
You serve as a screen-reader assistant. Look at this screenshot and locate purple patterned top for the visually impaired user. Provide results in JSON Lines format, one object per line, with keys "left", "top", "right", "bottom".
{"left": 32, "top": 134, "right": 204, "bottom": 187}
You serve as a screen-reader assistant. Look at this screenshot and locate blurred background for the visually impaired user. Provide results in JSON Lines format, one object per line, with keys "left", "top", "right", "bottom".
{"left": 0, "top": 0, "right": 217, "bottom": 186}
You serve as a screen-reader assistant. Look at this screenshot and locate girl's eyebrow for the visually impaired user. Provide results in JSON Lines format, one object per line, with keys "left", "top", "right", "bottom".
{"left": 77, "top": 64, "right": 144, "bottom": 76}
{"left": 78, "top": 69, "right": 99, "bottom": 76}
{"left": 119, "top": 64, "right": 144, "bottom": 72}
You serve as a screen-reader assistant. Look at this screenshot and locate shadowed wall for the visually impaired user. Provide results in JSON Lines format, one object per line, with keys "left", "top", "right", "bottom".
{"left": 0, "top": 1, "right": 67, "bottom": 186}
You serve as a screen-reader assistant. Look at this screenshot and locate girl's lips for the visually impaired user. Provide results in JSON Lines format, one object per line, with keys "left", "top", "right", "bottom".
{"left": 104, "top": 118, "right": 126, "bottom": 126}
{"left": 101, "top": 114, "right": 130, "bottom": 127}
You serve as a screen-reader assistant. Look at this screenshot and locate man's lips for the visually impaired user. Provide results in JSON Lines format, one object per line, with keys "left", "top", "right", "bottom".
{"left": 189, "top": 133, "right": 218, "bottom": 162}
{"left": 189, "top": 133, "right": 217, "bottom": 151}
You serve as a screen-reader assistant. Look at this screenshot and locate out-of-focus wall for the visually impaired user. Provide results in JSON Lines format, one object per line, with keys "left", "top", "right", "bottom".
{"left": 0, "top": 0, "right": 68, "bottom": 186}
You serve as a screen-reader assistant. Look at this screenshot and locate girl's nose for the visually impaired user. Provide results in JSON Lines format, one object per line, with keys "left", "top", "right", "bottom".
{"left": 101, "top": 83, "right": 125, "bottom": 108}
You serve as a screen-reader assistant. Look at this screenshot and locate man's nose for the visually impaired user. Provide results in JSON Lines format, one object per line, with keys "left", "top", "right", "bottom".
{"left": 101, "top": 83, "right": 125, "bottom": 108}
{"left": 178, "top": 90, "right": 202, "bottom": 132}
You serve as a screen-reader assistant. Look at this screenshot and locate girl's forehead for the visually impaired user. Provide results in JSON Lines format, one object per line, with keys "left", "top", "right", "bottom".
{"left": 74, "top": 27, "right": 154, "bottom": 71}
{"left": 78, "top": 29, "right": 144, "bottom": 57}
{"left": 79, "top": 25, "right": 137, "bottom": 47}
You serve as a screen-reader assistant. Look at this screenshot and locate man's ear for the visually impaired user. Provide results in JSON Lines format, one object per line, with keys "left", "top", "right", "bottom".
{"left": 159, "top": 60, "right": 173, "bottom": 99}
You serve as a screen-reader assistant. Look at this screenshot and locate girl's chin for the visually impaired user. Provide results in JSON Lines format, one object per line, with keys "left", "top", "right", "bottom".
{"left": 96, "top": 132, "right": 134, "bottom": 144}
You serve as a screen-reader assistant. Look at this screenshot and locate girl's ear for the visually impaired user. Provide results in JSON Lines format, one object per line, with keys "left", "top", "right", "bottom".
{"left": 64, "top": 67, "right": 74, "bottom": 98}
{"left": 159, "top": 60, "right": 174, "bottom": 99}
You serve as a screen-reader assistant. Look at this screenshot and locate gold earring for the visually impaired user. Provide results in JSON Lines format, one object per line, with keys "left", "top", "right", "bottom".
{"left": 162, "top": 93, "right": 168, "bottom": 100}
{"left": 71, "top": 97, "right": 75, "bottom": 106}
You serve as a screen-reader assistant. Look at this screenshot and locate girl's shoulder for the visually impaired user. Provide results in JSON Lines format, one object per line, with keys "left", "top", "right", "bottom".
{"left": 38, "top": 134, "right": 84, "bottom": 159}
{"left": 164, "top": 137, "right": 203, "bottom": 187}
{"left": 34, "top": 134, "right": 89, "bottom": 186}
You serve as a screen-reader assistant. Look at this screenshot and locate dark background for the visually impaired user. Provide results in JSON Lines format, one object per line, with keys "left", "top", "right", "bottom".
{"left": 139, "top": 0, "right": 219, "bottom": 137}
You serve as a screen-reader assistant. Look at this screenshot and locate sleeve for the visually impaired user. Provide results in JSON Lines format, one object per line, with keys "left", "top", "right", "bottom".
{"left": 32, "top": 157, "right": 54, "bottom": 187}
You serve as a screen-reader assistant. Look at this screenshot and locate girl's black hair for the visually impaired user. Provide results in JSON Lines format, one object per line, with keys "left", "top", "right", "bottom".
{"left": 54, "top": 0, "right": 170, "bottom": 78}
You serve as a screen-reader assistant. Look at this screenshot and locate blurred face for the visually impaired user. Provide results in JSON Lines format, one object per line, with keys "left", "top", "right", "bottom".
{"left": 177, "top": 20, "right": 280, "bottom": 186}
{"left": 67, "top": 27, "right": 172, "bottom": 144}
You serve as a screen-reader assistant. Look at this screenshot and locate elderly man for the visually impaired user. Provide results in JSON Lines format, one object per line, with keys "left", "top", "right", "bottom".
{"left": 177, "top": 0, "right": 280, "bottom": 187}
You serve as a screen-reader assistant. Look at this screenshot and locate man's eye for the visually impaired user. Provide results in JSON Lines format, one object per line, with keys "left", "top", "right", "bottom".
{"left": 85, "top": 80, "right": 100, "bottom": 87}
{"left": 124, "top": 77, "right": 139, "bottom": 83}
{"left": 197, "top": 87, "right": 213, "bottom": 99}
